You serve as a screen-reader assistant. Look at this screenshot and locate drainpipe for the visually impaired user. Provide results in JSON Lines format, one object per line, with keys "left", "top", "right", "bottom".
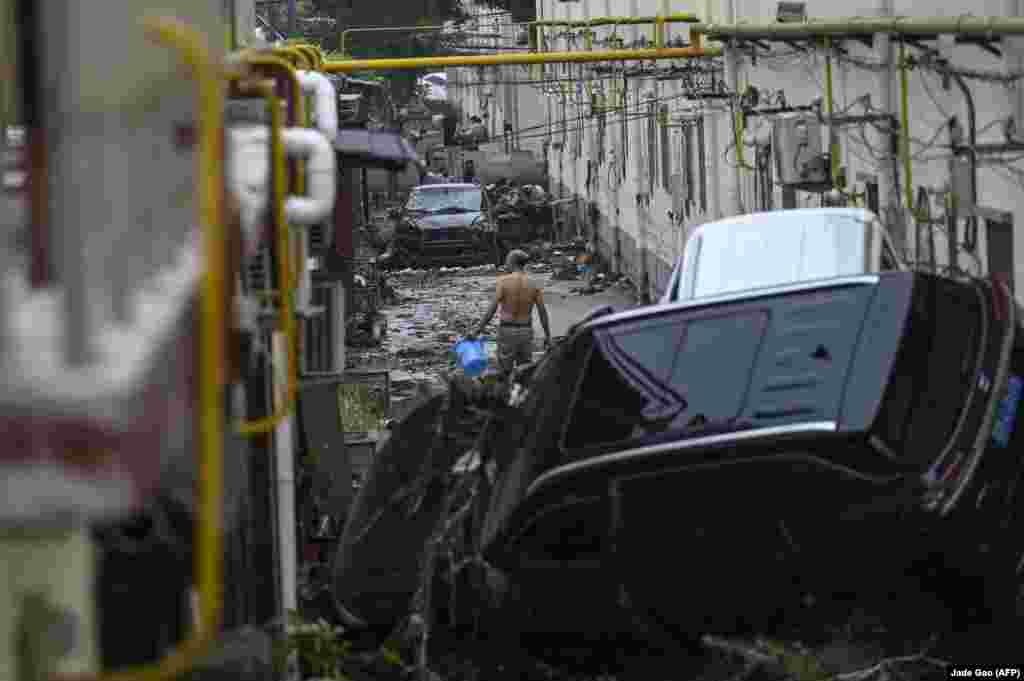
{"left": 722, "top": 0, "right": 743, "bottom": 215}
{"left": 273, "top": 331, "right": 297, "bottom": 617}
{"left": 948, "top": 68, "right": 979, "bottom": 251}
{"left": 706, "top": 106, "right": 722, "bottom": 218}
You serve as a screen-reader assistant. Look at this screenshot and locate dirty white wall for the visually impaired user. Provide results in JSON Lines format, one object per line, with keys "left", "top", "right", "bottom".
{"left": 446, "top": 4, "right": 551, "bottom": 159}
{"left": 456, "top": 0, "right": 1024, "bottom": 302}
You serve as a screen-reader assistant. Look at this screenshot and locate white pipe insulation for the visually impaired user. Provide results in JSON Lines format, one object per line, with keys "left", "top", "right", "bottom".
{"left": 297, "top": 70, "right": 339, "bottom": 143}
{"left": 227, "top": 125, "right": 335, "bottom": 313}
{"left": 227, "top": 125, "right": 336, "bottom": 229}
{"left": 281, "top": 128, "right": 337, "bottom": 227}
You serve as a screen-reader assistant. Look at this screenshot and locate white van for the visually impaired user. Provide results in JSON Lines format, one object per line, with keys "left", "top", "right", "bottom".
{"left": 661, "top": 208, "right": 904, "bottom": 303}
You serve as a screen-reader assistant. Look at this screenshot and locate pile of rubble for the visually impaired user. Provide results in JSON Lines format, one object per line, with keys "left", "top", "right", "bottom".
{"left": 485, "top": 179, "right": 550, "bottom": 212}
{"left": 486, "top": 180, "right": 555, "bottom": 243}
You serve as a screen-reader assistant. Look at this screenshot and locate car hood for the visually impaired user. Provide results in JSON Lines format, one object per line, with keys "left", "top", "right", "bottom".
{"left": 410, "top": 211, "right": 482, "bottom": 229}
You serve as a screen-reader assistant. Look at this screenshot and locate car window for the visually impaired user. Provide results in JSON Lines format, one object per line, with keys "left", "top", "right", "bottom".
{"left": 561, "top": 310, "right": 768, "bottom": 452}
{"left": 407, "top": 187, "right": 482, "bottom": 212}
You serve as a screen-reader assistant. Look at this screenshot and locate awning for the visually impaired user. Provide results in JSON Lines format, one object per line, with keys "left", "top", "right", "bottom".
{"left": 334, "top": 128, "right": 418, "bottom": 171}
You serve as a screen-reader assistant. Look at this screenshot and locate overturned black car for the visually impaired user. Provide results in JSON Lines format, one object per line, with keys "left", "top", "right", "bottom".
{"left": 332, "top": 270, "right": 1024, "bottom": 675}
{"left": 378, "top": 183, "right": 505, "bottom": 269}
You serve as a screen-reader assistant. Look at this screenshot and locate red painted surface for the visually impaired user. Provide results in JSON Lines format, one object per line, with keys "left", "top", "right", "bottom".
{"left": 334, "top": 166, "right": 355, "bottom": 258}
{"left": 0, "top": 307, "right": 197, "bottom": 515}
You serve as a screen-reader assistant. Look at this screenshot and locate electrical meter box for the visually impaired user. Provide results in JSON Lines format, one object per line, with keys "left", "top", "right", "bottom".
{"left": 773, "top": 112, "right": 824, "bottom": 186}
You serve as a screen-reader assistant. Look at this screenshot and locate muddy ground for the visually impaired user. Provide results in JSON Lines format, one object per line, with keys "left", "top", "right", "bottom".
{"left": 345, "top": 257, "right": 637, "bottom": 422}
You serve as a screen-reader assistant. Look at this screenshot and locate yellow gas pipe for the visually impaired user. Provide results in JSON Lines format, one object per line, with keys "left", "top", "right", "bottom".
{"left": 898, "top": 41, "right": 915, "bottom": 220}
{"left": 54, "top": 16, "right": 226, "bottom": 681}
{"left": 823, "top": 36, "right": 841, "bottom": 188}
{"left": 227, "top": 77, "right": 297, "bottom": 438}
{"left": 239, "top": 53, "right": 306, "bottom": 194}
{"left": 288, "top": 43, "right": 321, "bottom": 70}
{"left": 322, "top": 45, "right": 721, "bottom": 73}
{"left": 271, "top": 45, "right": 314, "bottom": 70}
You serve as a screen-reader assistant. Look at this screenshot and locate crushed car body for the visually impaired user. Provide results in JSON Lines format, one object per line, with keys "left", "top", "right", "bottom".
{"left": 331, "top": 269, "right": 1024, "bottom": 673}
{"left": 472, "top": 270, "right": 1024, "bottom": 660}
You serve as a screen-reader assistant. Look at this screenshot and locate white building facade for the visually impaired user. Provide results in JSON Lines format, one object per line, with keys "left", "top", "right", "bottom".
{"left": 449, "top": 0, "right": 1024, "bottom": 302}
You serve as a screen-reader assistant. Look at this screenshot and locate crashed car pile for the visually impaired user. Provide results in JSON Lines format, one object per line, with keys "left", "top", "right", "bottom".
{"left": 330, "top": 259, "right": 1024, "bottom": 681}
{"left": 485, "top": 178, "right": 554, "bottom": 245}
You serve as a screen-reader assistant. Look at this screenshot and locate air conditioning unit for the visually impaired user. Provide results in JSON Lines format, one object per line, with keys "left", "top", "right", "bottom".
{"left": 772, "top": 112, "right": 825, "bottom": 186}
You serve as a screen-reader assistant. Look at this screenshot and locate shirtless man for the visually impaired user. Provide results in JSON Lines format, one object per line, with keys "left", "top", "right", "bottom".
{"left": 469, "top": 249, "right": 551, "bottom": 374}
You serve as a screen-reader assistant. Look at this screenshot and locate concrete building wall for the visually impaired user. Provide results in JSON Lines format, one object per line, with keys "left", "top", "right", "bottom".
{"left": 447, "top": 4, "right": 552, "bottom": 166}
{"left": 454, "top": 0, "right": 1024, "bottom": 303}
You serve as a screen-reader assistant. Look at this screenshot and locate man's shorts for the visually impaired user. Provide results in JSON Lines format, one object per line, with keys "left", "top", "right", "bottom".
{"left": 497, "top": 324, "right": 534, "bottom": 372}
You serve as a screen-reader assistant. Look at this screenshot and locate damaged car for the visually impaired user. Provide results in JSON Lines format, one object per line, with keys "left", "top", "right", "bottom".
{"left": 466, "top": 270, "right": 1024, "bottom": 669}
{"left": 333, "top": 268, "right": 1024, "bottom": 677}
{"left": 378, "top": 183, "right": 505, "bottom": 269}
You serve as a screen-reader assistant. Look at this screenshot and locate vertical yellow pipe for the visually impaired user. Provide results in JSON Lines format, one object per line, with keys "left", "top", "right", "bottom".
{"left": 733, "top": 107, "right": 753, "bottom": 170}
{"left": 824, "top": 37, "right": 840, "bottom": 187}
{"left": 530, "top": 25, "right": 541, "bottom": 80}
{"left": 58, "top": 15, "right": 226, "bottom": 680}
{"left": 232, "top": 82, "right": 297, "bottom": 436}
{"left": 145, "top": 12, "right": 225, "bottom": 665}
{"left": 584, "top": 28, "right": 593, "bottom": 101}
{"left": 240, "top": 55, "right": 305, "bottom": 195}
{"left": 899, "top": 40, "right": 913, "bottom": 215}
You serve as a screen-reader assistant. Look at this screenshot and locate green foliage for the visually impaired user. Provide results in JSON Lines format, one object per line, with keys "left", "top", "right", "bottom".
{"left": 379, "top": 646, "right": 405, "bottom": 668}
{"left": 273, "top": 610, "right": 412, "bottom": 680}
{"left": 338, "top": 383, "right": 386, "bottom": 433}
{"left": 761, "top": 639, "right": 832, "bottom": 681}
{"left": 275, "top": 611, "right": 352, "bottom": 679}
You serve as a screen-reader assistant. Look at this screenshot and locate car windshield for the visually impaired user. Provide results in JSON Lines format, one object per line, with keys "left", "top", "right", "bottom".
{"left": 407, "top": 187, "right": 482, "bottom": 213}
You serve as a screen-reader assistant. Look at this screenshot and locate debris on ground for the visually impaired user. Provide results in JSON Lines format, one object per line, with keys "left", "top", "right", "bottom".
{"left": 343, "top": 233, "right": 639, "bottom": 423}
